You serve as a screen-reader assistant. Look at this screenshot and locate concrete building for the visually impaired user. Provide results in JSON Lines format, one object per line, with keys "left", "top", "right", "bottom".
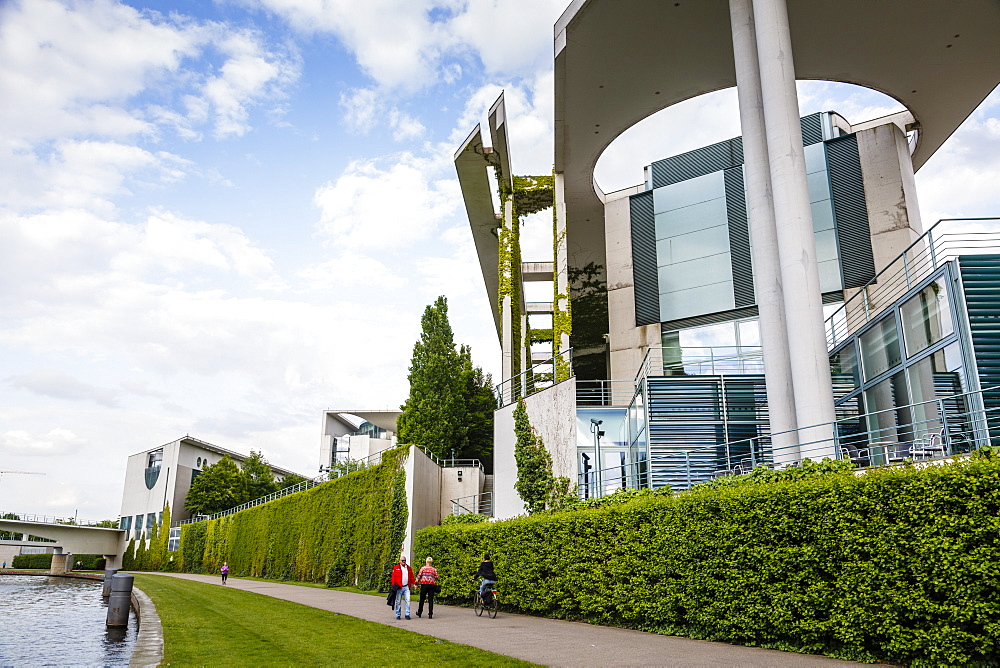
{"left": 455, "top": 0, "right": 1000, "bottom": 517}
{"left": 118, "top": 436, "right": 300, "bottom": 542}
{"left": 319, "top": 410, "right": 400, "bottom": 473}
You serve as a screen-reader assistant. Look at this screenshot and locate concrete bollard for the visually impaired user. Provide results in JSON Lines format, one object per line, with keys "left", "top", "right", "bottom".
{"left": 106, "top": 573, "right": 134, "bottom": 628}
{"left": 102, "top": 568, "right": 119, "bottom": 598}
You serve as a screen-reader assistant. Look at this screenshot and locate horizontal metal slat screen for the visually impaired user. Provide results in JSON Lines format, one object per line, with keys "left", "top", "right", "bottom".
{"left": 649, "top": 137, "right": 743, "bottom": 189}
{"left": 826, "top": 134, "right": 875, "bottom": 289}
{"left": 725, "top": 167, "right": 755, "bottom": 307}
{"left": 630, "top": 190, "right": 660, "bottom": 326}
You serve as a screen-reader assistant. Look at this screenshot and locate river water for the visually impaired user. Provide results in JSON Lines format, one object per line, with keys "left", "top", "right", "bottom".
{"left": 0, "top": 574, "right": 138, "bottom": 666}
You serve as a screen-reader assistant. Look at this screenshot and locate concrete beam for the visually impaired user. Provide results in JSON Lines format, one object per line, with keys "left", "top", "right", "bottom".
{"left": 521, "top": 262, "right": 554, "bottom": 282}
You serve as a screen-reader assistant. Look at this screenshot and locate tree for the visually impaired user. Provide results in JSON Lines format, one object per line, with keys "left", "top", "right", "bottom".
{"left": 184, "top": 455, "right": 250, "bottom": 516}
{"left": 242, "top": 450, "right": 278, "bottom": 500}
{"left": 461, "top": 345, "right": 496, "bottom": 469}
{"left": 398, "top": 296, "right": 468, "bottom": 460}
{"left": 278, "top": 472, "right": 309, "bottom": 489}
{"left": 122, "top": 539, "right": 136, "bottom": 570}
{"left": 134, "top": 533, "right": 147, "bottom": 570}
{"left": 513, "top": 399, "right": 572, "bottom": 514}
{"left": 1, "top": 512, "right": 19, "bottom": 540}
{"left": 147, "top": 504, "right": 171, "bottom": 572}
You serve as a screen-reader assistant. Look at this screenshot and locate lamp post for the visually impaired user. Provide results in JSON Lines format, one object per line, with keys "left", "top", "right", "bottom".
{"left": 590, "top": 419, "right": 604, "bottom": 498}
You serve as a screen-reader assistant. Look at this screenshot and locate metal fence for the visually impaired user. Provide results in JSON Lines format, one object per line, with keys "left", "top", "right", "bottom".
{"left": 582, "top": 385, "right": 998, "bottom": 495}
{"left": 638, "top": 346, "right": 765, "bottom": 379}
{"left": 0, "top": 513, "right": 113, "bottom": 528}
{"left": 576, "top": 379, "right": 636, "bottom": 407}
{"left": 826, "top": 218, "right": 1000, "bottom": 347}
{"left": 495, "top": 348, "right": 574, "bottom": 408}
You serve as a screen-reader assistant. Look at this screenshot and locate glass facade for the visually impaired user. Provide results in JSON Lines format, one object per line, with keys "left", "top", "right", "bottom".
{"left": 661, "top": 318, "right": 763, "bottom": 375}
{"left": 900, "top": 279, "right": 954, "bottom": 357}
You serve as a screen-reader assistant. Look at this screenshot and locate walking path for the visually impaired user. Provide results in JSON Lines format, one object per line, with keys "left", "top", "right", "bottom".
{"left": 156, "top": 573, "right": 880, "bottom": 667}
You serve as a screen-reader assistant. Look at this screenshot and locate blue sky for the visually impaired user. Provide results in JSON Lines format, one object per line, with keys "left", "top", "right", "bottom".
{"left": 1, "top": 0, "right": 997, "bottom": 520}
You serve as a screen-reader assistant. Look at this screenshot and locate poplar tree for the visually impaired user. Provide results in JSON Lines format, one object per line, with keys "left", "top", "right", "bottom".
{"left": 398, "top": 296, "right": 468, "bottom": 460}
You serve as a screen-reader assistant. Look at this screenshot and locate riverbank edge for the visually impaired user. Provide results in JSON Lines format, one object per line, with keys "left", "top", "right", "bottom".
{"left": 0, "top": 570, "right": 164, "bottom": 666}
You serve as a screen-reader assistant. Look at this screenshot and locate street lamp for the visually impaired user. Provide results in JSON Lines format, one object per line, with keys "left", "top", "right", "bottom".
{"left": 590, "top": 419, "right": 604, "bottom": 498}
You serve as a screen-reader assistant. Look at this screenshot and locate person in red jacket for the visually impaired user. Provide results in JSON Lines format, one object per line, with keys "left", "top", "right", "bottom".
{"left": 390, "top": 554, "right": 415, "bottom": 620}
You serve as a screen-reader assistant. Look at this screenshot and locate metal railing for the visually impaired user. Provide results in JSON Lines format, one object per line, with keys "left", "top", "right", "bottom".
{"left": 174, "top": 445, "right": 484, "bottom": 527}
{"left": 578, "top": 460, "right": 650, "bottom": 499}
{"left": 638, "top": 346, "right": 765, "bottom": 380}
{"left": 576, "top": 379, "right": 637, "bottom": 407}
{"left": 450, "top": 492, "right": 493, "bottom": 517}
{"left": 495, "top": 348, "right": 574, "bottom": 408}
{"left": 826, "top": 218, "right": 1000, "bottom": 348}
{"left": 0, "top": 513, "right": 115, "bottom": 528}
{"left": 612, "top": 385, "right": 998, "bottom": 492}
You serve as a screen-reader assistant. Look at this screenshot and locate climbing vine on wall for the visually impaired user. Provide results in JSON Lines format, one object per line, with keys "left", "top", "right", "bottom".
{"left": 177, "top": 445, "right": 409, "bottom": 589}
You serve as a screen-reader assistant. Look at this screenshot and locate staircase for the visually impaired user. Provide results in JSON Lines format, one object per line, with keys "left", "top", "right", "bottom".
{"left": 478, "top": 475, "right": 494, "bottom": 516}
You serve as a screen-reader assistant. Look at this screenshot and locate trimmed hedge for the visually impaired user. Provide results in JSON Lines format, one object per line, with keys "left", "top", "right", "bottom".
{"left": 179, "top": 445, "right": 408, "bottom": 590}
{"left": 415, "top": 453, "right": 1000, "bottom": 666}
{"left": 12, "top": 553, "right": 52, "bottom": 569}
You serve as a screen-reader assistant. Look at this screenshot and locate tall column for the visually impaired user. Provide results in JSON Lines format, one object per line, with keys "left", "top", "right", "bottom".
{"left": 500, "top": 195, "right": 516, "bottom": 401}
{"left": 752, "top": 0, "right": 836, "bottom": 450}
{"left": 729, "top": 0, "right": 799, "bottom": 458}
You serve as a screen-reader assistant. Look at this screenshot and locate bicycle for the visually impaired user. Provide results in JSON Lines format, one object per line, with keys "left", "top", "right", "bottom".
{"left": 472, "top": 583, "right": 500, "bottom": 618}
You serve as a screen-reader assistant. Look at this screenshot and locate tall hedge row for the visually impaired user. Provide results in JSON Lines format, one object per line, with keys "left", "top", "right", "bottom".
{"left": 415, "top": 454, "right": 1000, "bottom": 666}
{"left": 178, "top": 445, "right": 408, "bottom": 589}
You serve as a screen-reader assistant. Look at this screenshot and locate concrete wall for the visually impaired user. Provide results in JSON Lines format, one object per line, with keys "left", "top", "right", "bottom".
{"left": 605, "top": 186, "right": 661, "bottom": 382}
{"left": 439, "top": 466, "right": 484, "bottom": 518}
{"left": 494, "top": 378, "right": 578, "bottom": 520}
{"left": 402, "top": 446, "right": 442, "bottom": 561}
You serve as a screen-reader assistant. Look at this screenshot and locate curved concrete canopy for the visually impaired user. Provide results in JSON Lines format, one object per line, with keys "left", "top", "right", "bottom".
{"left": 554, "top": 0, "right": 1000, "bottom": 267}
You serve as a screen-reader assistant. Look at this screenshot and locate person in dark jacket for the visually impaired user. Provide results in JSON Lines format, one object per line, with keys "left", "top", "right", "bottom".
{"left": 474, "top": 554, "right": 496, "bottom": 602}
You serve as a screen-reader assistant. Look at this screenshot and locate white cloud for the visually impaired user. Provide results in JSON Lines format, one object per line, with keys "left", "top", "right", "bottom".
{"left": 7, "top": 369, "right": 121, "bottom": 407}
{"left": 1, "top": 428, "right": 84, "bottom": 456}
{"left": 340, "top": 87, "right": 426, "bottom": 141}
{"left": 298, "top": 255, "right": 406, "bottom": 290}
{"left": 313, "top": 151, "right": 460, "bottom": 250}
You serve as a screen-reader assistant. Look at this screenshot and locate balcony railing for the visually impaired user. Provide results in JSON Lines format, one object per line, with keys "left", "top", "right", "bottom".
{"left": 638, "top": 346, "right": 765, "bottom": 380}
{"left": 450, "top": 492, "right": 493, "bottom": 517}
{"left": 826, "top": 217, "right": 1000, "bottom": 348}
{"left": 495, "top": 348, "right": 574, "bottom": 408}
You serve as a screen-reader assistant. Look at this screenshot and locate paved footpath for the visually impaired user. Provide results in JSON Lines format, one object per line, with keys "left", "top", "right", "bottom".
{"left": 156, "top": 573, "right": 881, "bottom": 667}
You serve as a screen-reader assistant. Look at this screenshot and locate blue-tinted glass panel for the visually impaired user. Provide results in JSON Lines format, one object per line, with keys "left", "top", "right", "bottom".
{"left": 660, "top": 226, "right": 730, "bottom": 265}
{"left": 860, "top": 317, "right": 902, "bottom": 381}
{"left": 818, "top": 259, "right": 843, "bottom": 292}
{"left": 652, "top": 171, "right": 725, "bottom": 213}
{"left": 900, "top": 279, "right": 954, "bottom": 357}
{"left": 660, "top": 280, "right": 735, "bottom": 322}
{"left": 807, "top": 170, "right": 831, "bottom": 202}
{"left": 654, "top": 197, "right": 727, "bottom": 239}
{"left": 811, "top": 199, "right": 835, "bottom": 232}
{"left": 804, "top": 142, "right": 828, "bottom": 174}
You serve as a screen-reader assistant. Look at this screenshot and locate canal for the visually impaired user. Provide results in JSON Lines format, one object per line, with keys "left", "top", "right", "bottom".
{"left": 0, "top": 574, "right": 138, "bottom": 666}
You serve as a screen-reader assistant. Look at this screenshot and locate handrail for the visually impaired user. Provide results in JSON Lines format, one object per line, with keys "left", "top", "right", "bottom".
{"left": 638, "top": 346, "right": 765, "bottom": 380}
{"left": 495, "top": 348, "right": 574, "bottom": 408}
{"left": 450, "top": 492, "right": 493, "bottom": 517}
{"left": 826, "top": 218, "right": 1000, "bottom": 348}
{"left": 0, "top": 513, "right": 116, "bottom": 528}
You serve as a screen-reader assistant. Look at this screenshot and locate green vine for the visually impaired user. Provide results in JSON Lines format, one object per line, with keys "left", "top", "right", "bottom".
{"left": 553, "top": 204, "right": 572, "bottom": 381}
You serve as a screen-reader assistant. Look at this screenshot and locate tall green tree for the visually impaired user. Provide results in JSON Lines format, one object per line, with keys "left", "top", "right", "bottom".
{"left": 278, "top": 472, "right": 309, "bottom": 489}
{"left": 513, "top": 399, "right": 572, "bottom": 514}
{"left": 122, "top": 539, "right": 136, "bottom": 570}
{"left": 398, "top": 296, "right": 468, "bottom": 460}
{"left": 460, "top": 345, "right": 496, "bottom": 469}
{"left": 242, "top": 450, "right": 278, "bottom": 500}
{"left": 185, "top": 455, "right": 250, "bottom": 515}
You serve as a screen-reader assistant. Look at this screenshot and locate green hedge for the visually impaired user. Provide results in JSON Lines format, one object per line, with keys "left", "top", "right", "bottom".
{"left": 179, "top": 445, "right": 408, "bottom": 590}
{"left": 415, "top": 454, "right": 1000, "bottom": 666}
{"left": 12, "top": 553, "right": 53, "bottom": 569}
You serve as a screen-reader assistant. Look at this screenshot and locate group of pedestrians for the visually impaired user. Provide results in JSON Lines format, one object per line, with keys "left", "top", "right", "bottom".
{"left": 388, "top": 553, "right": 496, "bottom": 620}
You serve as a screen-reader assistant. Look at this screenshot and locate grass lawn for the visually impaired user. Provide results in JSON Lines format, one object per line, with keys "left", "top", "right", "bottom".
{"left": 134, "top": 574, "right": 535, "bottom": 667}
{"left": 211, "top": 575, "right": 382, "bottom": 597}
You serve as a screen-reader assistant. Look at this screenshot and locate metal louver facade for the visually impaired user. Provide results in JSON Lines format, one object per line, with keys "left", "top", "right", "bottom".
{"left": 630, "top": 190, "right": 659, "bottom": 326}
{"left": 827, "top": 134, "right": 875, "bottom": 289}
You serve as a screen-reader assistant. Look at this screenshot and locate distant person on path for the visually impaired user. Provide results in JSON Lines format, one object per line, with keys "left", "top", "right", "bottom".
{"left": 415, "top": 556, "right": 439, "bottom": 619}
{"left": 221, "top": 562, "right": 229, "bottom": 584}
{"left": 390, "top": 554, "right": 415, "bottom": 620}
{"left": 2, "top": 561, "right": 6, "bottom": 569}
{"left": 474, "top": 554, "right": 496, "bottom": 602}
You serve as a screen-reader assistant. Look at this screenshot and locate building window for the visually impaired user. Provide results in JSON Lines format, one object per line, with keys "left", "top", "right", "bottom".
{"left": 860, "top": 317, "right": 902, "bottom": 381}
{"left": 830, "top": 343, "right": 860, "bottom": 399}
{"left": 900, "top": 279, "right": 953, "bottom": 358}
{"left": 196, "top": 457, "right": 202, "bottom": 468}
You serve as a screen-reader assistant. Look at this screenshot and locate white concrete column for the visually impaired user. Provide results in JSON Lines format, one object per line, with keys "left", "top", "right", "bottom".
{"left": 553, "top": 174, "right": 571, "bottom": 361}
{"left": 752, "top": 0, "right": 836, "bottom": 452}
{"left": 501, "top": 196, "right": 516, "bottom": 391}
{"left": 729, "top": 0, "right": 799, "bottom": 458}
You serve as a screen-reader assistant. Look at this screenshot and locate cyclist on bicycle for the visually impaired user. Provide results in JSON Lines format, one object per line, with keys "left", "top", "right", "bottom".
{"left": 473, "top": 553, "right": 496, "bottom": 603}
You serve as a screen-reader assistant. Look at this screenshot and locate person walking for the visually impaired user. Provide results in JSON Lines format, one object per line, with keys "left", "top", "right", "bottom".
{"left": 221, "top": 562, "right": 229, "bottom": 585}
{"left": 415, "top": 556, "right": 439, "bottom": 619}
{"left": 390, "top": 555, "right": 415, "bottom": 620}
{"left": 474, "top": 554, "right": 496, "bottom": 603}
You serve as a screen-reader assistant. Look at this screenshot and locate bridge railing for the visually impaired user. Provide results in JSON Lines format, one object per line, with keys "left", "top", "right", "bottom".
{"left": 0, "top": 512, "right": 116, "bottom": 528}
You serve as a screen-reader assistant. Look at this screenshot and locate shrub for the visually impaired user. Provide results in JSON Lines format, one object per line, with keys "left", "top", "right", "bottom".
{"left": 12, "top": 553, "right": 53, "bottom": 569}
{"left": 415, "top": 456, "right": 1000, "bottom": 666}
{"left": 442, "top": 513, "right": 488, "bottom": 525}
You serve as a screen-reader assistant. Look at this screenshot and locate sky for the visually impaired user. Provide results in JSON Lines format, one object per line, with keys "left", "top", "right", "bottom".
{"left": 1, "top": 0, "right": 998, "bottom": 521}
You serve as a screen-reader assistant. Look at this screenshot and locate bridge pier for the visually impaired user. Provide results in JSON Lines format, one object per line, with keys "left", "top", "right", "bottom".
{"left": 50, "top": 549, "right": 69, "bottom": 575}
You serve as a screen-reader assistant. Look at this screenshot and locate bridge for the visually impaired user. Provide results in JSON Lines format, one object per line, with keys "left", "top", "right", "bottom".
{"left": 0, "top": 517, "right": 125, "bottom": 572}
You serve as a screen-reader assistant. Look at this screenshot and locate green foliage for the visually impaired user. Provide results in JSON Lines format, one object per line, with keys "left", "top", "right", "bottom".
{"left": 441, "top": 513, "right": 488, "bottom": 525}
{"left": 134, "top": 532, "right": 148, "bottom": 570}
{"left": 243, "top": 450, "right": 279, "bottom": 500}
{"left": 554, "top": 485, "right": 673, "bottom": 513}
{"left": 279, "top": 472, "right": 309, "bottom": 488}
{"left": 568, "top": 261, "right": 608, "bottom": 380}
{"left": 692, "top": 457, "right": 856, "bottom": 491}
{"left": 145, "top": 503, "right": 171, "bottom": 572}
{"left": 12, "top": 553, "right": 53, "bottom": 569}
{"left": 73, "top": 554, "right": 107, "bottom": 570}
{"left": 398, "top": 297, "right": 494, "bottom": 467}
{"left": 416, "top": 456, "right": 1000, "bottom": 666}
{"left": 94, "top": 519, "right": 119, "bottom": 528}
{"left": 178, "top": 446, "right": 409, "bottom": 590}
{"left": 513, "top": 400, "right": 573, "bottom": 514}
{"left": 0, "top": 511, "right": 18, "bottom": 540}
{"left": 185, "top": 454, "right": 250, "bottom": 515}
{"left": 122, "top": 539, "right": 136, "bottom": 570}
